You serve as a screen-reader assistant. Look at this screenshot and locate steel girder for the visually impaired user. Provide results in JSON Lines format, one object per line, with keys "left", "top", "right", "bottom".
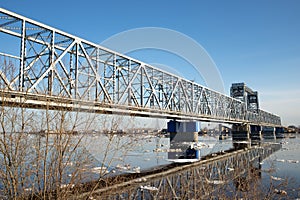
{"left": 0, "top": 8, "right": 281, "bottom": 126}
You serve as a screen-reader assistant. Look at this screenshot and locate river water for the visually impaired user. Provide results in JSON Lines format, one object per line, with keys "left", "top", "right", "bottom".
{"left": 83, "top": 133, "right": 233, "bottom": 174}
{"left": 261, "top": 134, "right": 300, "bottom": 198}
{"left": 0, "top": 132, "right": 299, "bottom": 198}
{"left": 83, "top": 133, "right": 300, "bottom": 198}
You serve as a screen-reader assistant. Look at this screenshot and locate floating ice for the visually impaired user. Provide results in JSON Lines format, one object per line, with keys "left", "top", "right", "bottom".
{"left": 274, "top": 189, "right": 287, "bottom": 195}
{"left": 227, "top": 167, "right": 234, "bottom": 171}
{"left": 206, "top": 179, "right": 225, "bottom": 185}
{"left": 287, "top": 160, "right": 299, "bottom": 163}
{"left": 271, "top": 176, "right": 284, "bottom": 181}
{"left": 140, "top": 185, "right": 158, "bottom": 191}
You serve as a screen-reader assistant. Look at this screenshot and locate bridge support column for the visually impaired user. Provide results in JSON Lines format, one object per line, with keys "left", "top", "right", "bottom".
{"left": 167, "top": 120, "right": 200, "bottom": 160}
{"left": 262, "top": 126, "right": 276, "bottom": 139}
{"left": 250, "top": 125, "right": 262, "bottom": 141}
{"left": 232, "top": 124, "right": 250, "bottom": 141}
{"left": 232, "top": 124, "right": 251, "bottom": 149}
{"left": 275, "top": 127, "right": 285, "bottom": 139}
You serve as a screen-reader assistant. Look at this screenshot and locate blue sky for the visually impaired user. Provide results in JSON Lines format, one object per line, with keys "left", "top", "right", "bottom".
{"left": 1, "top": 0, "right": 299, "bottom": 126}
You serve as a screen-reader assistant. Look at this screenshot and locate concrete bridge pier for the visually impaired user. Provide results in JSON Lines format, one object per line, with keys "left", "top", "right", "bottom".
{"left": 232, "top": 124, "right": 251, "bottom": 149}
{"left": 250, "top": 125, "right": 262, "bottom": 141}
{"left": 275, "top": 127, "right": 285, "bottom": 139}
{"left": 262, "top": 126, "right": 276, "bottom": 139}
{"left": 232, "top": 124, "right": 250, "bottom": 141}
{"left": 167, "top": 120, "right": 200, "bottom": 160}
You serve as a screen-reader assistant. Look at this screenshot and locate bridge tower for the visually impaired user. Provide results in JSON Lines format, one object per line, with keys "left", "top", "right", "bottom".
{"left": 231, "top": 83, "right": 261, "bottom": 142}
{"left": 230, "top": 82, "right": 259, "bottom": 113}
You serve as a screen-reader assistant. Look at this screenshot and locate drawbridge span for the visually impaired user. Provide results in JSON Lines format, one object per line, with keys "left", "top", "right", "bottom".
{"left": 0, "top": 8, "right": 281, "bottom": 126}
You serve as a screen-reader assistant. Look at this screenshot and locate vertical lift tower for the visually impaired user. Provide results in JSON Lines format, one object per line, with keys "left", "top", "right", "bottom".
{"left": 230, "top": 83, "right": 261, "bottom": 141}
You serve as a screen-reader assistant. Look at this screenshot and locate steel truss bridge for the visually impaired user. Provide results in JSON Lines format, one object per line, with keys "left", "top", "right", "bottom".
{"left": 0, "top": 8, "right": 281, "bottom": 126}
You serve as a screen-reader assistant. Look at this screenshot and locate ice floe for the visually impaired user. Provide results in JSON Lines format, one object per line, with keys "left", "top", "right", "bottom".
{"left": 271, "top": 176, "right": 284, "bottom": 181}
{"left": 140, "top": 185, "right": 158, "bottom": 191}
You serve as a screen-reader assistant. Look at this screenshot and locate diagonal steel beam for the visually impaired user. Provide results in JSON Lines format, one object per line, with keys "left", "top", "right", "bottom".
{"left": 28, "top": 40, "right": 77, "bottom": 92}
{"left": 0, "top": 70, "right": 14, "bottom": 90}
{"left": 165, "top": 79, "right": 179, "bottom": 110}
{"left": 143, "top": 66, "right": 161, "bottom": 109}
{"left": 117, "top": 65, "right": 142, "bottom": 105}
{"left": 52, "top": 69, "right": 72, "bottom": 97}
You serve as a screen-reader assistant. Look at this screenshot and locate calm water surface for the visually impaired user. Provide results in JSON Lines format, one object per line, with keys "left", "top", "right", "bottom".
{"left": 262, "top": 134, "right": 300, "bottom": 198}
{"left": 85, "top": 133, "right": 300, "bottom": 198}
{"left": 84, "top": 134, "right": 232, "bottom": 172}
{"left": 2, "top": 132, "right": 299, "bottom": 198}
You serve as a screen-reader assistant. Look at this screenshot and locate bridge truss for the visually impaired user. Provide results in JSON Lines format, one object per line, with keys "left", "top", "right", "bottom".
{"left": 0, "top": 8, "right": 281, "bottom": 126}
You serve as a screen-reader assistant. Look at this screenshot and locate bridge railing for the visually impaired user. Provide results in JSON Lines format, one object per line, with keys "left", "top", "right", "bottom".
{"left": 0, "top": 8, "right": 281, "bottom": 126}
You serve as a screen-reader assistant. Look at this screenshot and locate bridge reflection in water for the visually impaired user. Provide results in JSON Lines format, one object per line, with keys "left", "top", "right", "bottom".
{"left": 76, "top": 142, "right": 280, "bottom": 199}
